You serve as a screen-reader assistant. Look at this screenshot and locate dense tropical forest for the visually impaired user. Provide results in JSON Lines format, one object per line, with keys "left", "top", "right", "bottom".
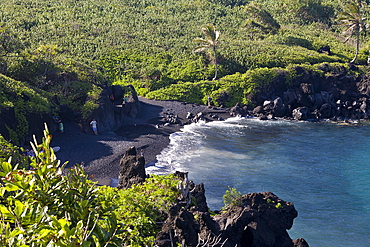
{"left": 0, "top": 0, "right": 370, "bottom": 245}
{"left": 1, "top": 0, "right": 369, "bottom": 118}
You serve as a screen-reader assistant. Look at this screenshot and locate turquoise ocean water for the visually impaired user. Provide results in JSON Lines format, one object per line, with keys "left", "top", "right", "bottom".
{"left": 146, "top": 118, "right": 370, "bottom": 247}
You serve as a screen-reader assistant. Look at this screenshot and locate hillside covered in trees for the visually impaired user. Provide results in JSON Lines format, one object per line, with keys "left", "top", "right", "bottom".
{"left": 1, "top": 0, "right": 370, "bottom": 143}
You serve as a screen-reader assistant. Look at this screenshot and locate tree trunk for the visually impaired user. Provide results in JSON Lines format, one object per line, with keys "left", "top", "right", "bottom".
{"left": 212, "top": 46, "right": 218, "bottom": 80}
{"left": 350, "top": 31, "right": 360, "bottom": 63}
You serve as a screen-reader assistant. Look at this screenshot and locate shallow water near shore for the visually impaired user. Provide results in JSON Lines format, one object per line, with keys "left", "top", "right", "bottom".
{"left": 147, "top": 118, "right": 370, "bottom": 247}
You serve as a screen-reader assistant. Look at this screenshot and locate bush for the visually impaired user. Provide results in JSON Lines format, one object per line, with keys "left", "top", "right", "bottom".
{"left": 0, "top": 125, "right": 124, "bottom": 246}
{"left": 222, "top": 186, "right": 242, "bottom": 209}
{"left": 101, "top": 174, "right": 181, "bottom": 246}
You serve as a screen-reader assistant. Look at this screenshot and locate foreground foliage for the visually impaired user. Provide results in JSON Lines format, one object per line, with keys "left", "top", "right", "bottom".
{"left": 0, "top": 126, "right": 181, "bottom": 246}
{"left": 100, "top": 175, "right": 181, "bottom": 246}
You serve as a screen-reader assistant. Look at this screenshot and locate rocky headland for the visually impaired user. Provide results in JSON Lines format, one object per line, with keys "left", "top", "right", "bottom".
{"left": 118, "top": 146, "right": 309, "bottom": 247}
{"left": 229, "top": 64, "right": 370, "bottom": 122}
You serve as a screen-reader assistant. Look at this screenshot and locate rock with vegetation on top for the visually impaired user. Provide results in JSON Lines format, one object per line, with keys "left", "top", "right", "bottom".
{"left": 156, "top": 191, "right": 308, "bottom": 247}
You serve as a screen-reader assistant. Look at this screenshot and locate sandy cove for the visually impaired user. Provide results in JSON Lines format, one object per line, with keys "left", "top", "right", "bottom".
{"left": 50, "top": 97, "right": 231, "bottom": 185}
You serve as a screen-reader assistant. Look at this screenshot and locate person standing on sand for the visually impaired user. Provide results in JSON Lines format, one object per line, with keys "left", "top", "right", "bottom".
{"left": 207, "top": 95, "right": 212, "bottom": 107}
{"left": 59, "top": 121, "right": 64, "bottom": 133}
{"left": 90, "top": 119, "right": 98, "bottom": 135}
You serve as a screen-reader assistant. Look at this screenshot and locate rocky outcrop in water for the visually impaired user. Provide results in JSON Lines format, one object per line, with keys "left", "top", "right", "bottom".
{"left": 156, "top": 188, "right": 308, "bottom": 247}
{"left": 115, "top": 147, "right": 309, "bottom": 246}
{"left": 117, "top": 146, "right": 146, "bottom": 189}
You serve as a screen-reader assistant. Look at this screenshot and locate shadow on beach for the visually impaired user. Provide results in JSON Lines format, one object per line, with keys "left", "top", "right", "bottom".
{"left": 49, "top": 97, "right": 230, "bottom": 184}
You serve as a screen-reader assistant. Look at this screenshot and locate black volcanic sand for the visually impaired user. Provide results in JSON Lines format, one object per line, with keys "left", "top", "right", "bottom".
{"left": 50, "top": 97, "right": 230, "bottom": 185}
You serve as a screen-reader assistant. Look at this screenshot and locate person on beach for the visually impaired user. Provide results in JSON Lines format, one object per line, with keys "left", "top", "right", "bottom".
{"left": 90, "top": 119, "right": 98, "bottom": 135}
{"left": 59, "top": 121, "right": 64, "bottom": 133}
{"left": 207, "top": 95, "right": 212, "bottom": 107}
{"left": 53, "top": 116, "right": 64, "bottom": 133}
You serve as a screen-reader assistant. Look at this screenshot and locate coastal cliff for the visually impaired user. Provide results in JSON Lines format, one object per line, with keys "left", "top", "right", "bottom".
{"left": 230, "top": 64, "right": 370, "bottom": 121}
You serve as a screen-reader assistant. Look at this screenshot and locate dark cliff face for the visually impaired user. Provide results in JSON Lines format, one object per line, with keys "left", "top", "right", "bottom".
{"left": 232, "top": 65, "right": 370, "bottom": 121}
{"left": 82, "top": 84, "right": 141, "bottom": 134}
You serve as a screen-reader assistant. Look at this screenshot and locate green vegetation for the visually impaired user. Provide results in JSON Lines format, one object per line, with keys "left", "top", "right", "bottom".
{"left": 337, "top": 0, "right": 368, "bottom": 63}
{"left": 222, "top": 186, "right": 243, "bottom": 208}
{"left": 266, "top": 198, "right": 285, "bottom": 208}
{"left": 193, "top": 24, "right": 221, "bottom": 80}
{"left": 101, "top": 174, "right": 180, "bottom": 246}
{"left": 0, "top": 0, "right": 369, "bottom": 126}
{"left": 0, "top": 125, "right": 182, "bottom": 246}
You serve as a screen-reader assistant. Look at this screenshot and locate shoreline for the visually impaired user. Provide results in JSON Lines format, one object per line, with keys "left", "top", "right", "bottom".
{"left": 51, "top": 97, "right": 231, "bottom": 186}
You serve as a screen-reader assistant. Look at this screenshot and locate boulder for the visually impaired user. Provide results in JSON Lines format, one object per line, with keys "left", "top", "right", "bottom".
{"left": 117, "top": 146, "right": 146, "bottom": 189}
{"left": 253, "top": 105, "right": 264, "bottom": 115}
{"left": 273, "top": 97, "right": 287, "bottom": 117}
{"left": 230, "top": 103, "right": 249, "bottom": 117}
{"left": 292, "top": 107, "right": 309, "bottom": 120}
{"left": 293, "top": 238, "right": 310, "bottom": 247}
{"left": 283, "top": 89, "right": 298, "bottom": 106}
{"left": 319, "top": 103, "right": 332, "bottom": 119}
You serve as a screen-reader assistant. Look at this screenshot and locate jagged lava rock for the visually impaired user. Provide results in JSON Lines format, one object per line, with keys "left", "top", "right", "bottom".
{"left": 117, "top": 146, "right": 146, "bottom": 189}
{"left": 156, "top": 190, "right": 308, "bottom": 247}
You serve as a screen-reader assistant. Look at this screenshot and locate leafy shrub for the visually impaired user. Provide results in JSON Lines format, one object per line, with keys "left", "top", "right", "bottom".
{"left": 209, "top": 0, "right": 249, "bottom": 7}
{"left": 99, "top": 174, "right": 181, "bottom": 246}
{"left": 0, "top": 74, "right": 53, "bottom": 144}
{"left": 243, "top": 2, "right": 280, "bottom": 38}
{"left": 81, "top": 84, "right": 102, "bottom": 120}
{"left": 0, "top": 125, "right": 124, "bottom": 246}
{"left": 0, "top": 124, "right": 186, "bottom": 246}
{"left": 222, "top": 186, "right": 242, "bottom": 208}
{"left": 0, "top": 135, "right": 28, "bottom": 168}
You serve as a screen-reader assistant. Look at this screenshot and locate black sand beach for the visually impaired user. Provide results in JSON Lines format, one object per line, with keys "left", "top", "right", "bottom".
{"left": 50, "top": 97, "right": 230, "bottom": 185}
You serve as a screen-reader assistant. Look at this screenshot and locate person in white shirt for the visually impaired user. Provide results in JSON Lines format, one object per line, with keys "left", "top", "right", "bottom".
{"left": 90, "top": 119, "right": 98, "bottom": 135}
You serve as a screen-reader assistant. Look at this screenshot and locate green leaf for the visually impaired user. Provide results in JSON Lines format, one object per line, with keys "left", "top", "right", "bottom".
{"left": 81, "top": 241, "right": 92, "bottom": 247}
{"left": 0, "top": 187, "right": 6, "bottom": 197}
{"left": 9, "top": 228, "right": 23, "bottom": 238}
{"left": 4, "top": 183, "right": 20, "bottom": 192}
{"left": 37, "top": 229, "right": 52, "bottom": 239}
{"left": 0, "top": 205, "right": 12, "bottom": 218}
{"left": 14, "top": 200, "right": 25, "bottom": 218}
{"left": 0, "top": 161, "right": 12, "bottom": 173}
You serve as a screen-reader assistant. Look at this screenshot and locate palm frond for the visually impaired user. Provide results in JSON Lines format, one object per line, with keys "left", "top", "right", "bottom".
{"left": 193, "top": 45, "right": 211, "bottom": 53}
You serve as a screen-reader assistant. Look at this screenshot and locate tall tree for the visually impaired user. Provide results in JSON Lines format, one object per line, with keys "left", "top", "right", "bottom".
{"left": 193, "top": 24, "right": 220, "bottom": 80}
{"left": 337, "top": 0, "right": 368, "bottom": 63}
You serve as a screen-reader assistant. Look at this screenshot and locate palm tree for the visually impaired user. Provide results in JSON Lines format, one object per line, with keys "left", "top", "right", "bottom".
{"left": 337, "top": 0, "right": 368, "bottom": 63}
{"left": 193, "top": 24, "right": 220, "bottom": 80}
